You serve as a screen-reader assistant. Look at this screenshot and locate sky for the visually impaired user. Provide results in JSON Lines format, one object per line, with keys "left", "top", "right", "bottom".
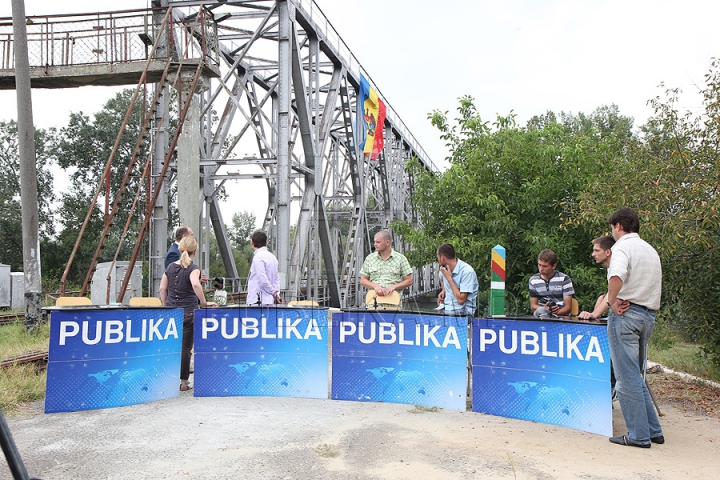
{"left": 319, "top": 0, "right": 718, "bottom": 166}
{"left": 1, "top": 0, "right": 718, "bottom": 222}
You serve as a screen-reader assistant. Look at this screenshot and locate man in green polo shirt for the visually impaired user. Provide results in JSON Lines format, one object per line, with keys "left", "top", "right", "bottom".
{"left": 360, "top": 230, "right": 413, "bottom": 303}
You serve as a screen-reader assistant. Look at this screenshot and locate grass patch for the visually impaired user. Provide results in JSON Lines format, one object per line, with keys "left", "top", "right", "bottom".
{"left": 1, "top": 321, "right": 50, "bottom": 414}
{"left": 409, "top": 405, "right": 439, "bottom": 414}
{"left": 649, "top": 341, "right": 720, "bottom": 383}
{"left": 0, "top": 321, "right": 50, "bottom": 359}
{"left": 0, "top": 364, "right": 47, "bottom": 414}
{"left": 507, "top": 452, "right": 517, "bottom": 480}
{"left": 314, "top": 444, "right": 339, "bottom": 458}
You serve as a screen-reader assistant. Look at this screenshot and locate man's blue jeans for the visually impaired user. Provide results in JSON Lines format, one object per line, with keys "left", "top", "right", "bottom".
{"left": 607, "top": 304, "right": 663, "bottom": 444}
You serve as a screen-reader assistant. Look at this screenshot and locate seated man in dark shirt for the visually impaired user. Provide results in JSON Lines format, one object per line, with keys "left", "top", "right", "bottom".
{"left": 529, "top": 249, "right": 575, "bottom": 317}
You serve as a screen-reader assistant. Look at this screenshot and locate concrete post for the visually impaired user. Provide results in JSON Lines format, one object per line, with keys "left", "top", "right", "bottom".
{"left": 176, "top": 72, "right": 206, "bottom": 237}
{"left": 176, "top": 74, "right": 200, "bottom": 236}
{"left": 12, "top": 0, "right": 42, "bottom": 327}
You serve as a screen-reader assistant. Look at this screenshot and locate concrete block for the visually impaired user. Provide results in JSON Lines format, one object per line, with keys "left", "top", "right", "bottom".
{"left": 10, "top": 272, "right": 25, "bottom": 310}
{"left": 0, "top": 264, "right": 9, "bottom": 308}
{"left": 91, "top": 261, "right": 143, "bottom": 305}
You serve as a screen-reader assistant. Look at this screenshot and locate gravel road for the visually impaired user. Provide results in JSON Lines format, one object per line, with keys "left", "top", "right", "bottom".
{"left": 3, "top": 389, "right": 719, "bottom": 479}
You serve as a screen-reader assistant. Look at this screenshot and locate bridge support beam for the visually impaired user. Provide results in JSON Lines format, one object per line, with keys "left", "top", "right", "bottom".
{"left": 276, "top": 0, "right": 292, "bottom": 293}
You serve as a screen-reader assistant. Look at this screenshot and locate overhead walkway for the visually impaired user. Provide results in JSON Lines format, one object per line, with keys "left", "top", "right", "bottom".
{"left": 0, "top": 8, "right": 219, "bottom": 88}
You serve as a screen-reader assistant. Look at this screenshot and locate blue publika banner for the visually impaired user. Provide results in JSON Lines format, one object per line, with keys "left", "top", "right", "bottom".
{"left": 332, "top": 311, "right": 468, "bottom": 411}
{"left": 45, "top": 307, "right": 183, "bottom": 413}
{"left": 193, "top": 306, "right": 329, "bottom": 398}
{"left": 472, "top": 318, "right": 612, "bottom": 436}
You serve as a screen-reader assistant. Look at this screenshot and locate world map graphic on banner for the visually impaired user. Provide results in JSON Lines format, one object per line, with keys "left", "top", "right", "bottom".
{"left": 331, "top": 311, "right": 468, "bottom": 411}
{"left": 472, "top": 318, "right": 612, "bottom": 436}
{"left": 45, "top": 307, "right": 183, "bottom": 413}
{"left": 193, "top": 307, "right": 329, "bottom": 398}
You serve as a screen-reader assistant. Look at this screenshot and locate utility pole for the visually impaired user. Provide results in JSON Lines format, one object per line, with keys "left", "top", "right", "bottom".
{"left": 150, "top": 0, "right": 170, "bottom": 296}
{"left": 12, "top": 0, "right": 42, "bottom": 328}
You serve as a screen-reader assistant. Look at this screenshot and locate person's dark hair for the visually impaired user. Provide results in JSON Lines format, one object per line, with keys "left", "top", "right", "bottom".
{"left": 537, "top": 249, "right": 558, "bottom": 266}
{"left": 594, "top": 235, "right": 615, "bottom": 251}
{"left": 251, "top": 231, "right": 268, "bottom": 248}
{"left": 175, "top": 226, "right": 190, "bottom": 241}
{"left": 437, "top": 243, "right": 456, "bottom": 259}
{"left": 608, "top": 207, "right": 640, "bottom": 234}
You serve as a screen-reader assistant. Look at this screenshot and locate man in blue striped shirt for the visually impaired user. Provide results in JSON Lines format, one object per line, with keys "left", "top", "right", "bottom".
{"left": 528, "top": 249, "right": 575, "bottom": 317}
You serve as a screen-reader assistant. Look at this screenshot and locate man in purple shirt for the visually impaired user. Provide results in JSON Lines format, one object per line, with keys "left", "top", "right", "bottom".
{"left": 247, "top": 231, "right": 282, "bottom": 305}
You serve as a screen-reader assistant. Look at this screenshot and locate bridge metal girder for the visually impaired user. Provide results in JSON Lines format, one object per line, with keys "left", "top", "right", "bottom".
{"left": 0, "top": 0, "right": 439, "bottom": 307}
{"left": 166, "top": 0, "right": 439, "bottom": 307}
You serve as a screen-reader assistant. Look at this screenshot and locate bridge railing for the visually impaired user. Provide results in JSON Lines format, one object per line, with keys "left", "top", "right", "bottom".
{"left": 0, "top": 7, "right": 219, "bottom": 71}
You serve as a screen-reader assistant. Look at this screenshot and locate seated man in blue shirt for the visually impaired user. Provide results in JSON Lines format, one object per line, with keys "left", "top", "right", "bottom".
{"left": 436, "top": 243, "right": 479, "bottom": 316}
{"left": 529, "top": 249, "right": 575, "bottom": 317}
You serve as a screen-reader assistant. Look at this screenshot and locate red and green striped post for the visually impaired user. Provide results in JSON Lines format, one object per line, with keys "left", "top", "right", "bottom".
{"left": 490, "top": 245, "right": 506, "bottom": 316}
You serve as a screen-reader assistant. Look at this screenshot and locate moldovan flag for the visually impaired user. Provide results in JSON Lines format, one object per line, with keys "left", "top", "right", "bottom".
{"left": 371, "top": 97, "right": 386, "bottom": 160}
{"left": 359, "top": 74, "right": 386, "bottom": 160}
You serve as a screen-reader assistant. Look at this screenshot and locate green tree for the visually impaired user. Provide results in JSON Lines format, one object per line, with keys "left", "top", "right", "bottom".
{"left": 207, "top": 211, "right": 258, "bottom": 280}
{"left": 228, "top": 211, "right": 257, "bottom": 249}
{"left": 49, "top": 89, "right": 151, "bottom": 285}
{"left": 576, "top": 60, "right": 720, "bottom": 365}
{"left": 0, "top": 121, "right": 55, "bottom": 270}
{"left": 225, "top": 211, "right": 257, "bottom": 279}
{"left": 395, "top": 96, "right": 635, "bottom": 314}
{"left": 48, "top": 191, "right": 106, "bottom": 288}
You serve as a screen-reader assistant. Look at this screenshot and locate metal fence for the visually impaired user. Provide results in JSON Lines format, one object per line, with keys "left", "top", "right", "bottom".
{"left": 0, "top": 7, "right": 219, "bottom": 70}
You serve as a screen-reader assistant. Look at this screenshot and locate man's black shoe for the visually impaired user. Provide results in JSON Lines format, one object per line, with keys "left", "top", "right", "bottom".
{"left": 651, "top": 435, "right": 665, "bottom": 444}
{"left": 609, "top": 435, "right": 651, "bottom": 448}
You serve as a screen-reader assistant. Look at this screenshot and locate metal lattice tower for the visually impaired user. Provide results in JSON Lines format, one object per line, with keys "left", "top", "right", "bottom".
{"left": 0, "top": 0, "right": 441, "bottom": 308}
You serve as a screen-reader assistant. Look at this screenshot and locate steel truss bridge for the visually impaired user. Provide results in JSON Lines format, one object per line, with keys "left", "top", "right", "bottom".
{"left": 0, "top": 0, "right": 441, "bottom": 308}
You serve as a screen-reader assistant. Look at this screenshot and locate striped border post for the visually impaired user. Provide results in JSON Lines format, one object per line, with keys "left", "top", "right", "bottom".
{"left": 490, "top": 245, "right": 506, "bottom": 316}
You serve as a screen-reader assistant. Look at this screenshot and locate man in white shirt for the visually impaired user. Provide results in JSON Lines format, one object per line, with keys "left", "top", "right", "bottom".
{"left": 247, "top": 231, "right": 282, "bottom": 306}
{"left": 606, "top": 207, "right": 664, "bottom": 448}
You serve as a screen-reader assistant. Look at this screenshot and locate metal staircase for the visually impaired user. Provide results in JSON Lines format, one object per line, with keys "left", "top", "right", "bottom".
{"left": 55, "top": 6, "right": 219, "bottom": 300}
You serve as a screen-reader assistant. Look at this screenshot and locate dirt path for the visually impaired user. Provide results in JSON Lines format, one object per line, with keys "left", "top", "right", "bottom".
{"left": 2, "top": 389, "right": 719, "bottom": 479}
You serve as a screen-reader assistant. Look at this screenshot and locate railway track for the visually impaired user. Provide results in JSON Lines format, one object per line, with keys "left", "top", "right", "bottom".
{"left": 0, "top": 350, "right": 48, "bottom": 369}
{"left": 0, "top": 312, "right": 25, "bottom": 325}
{"left": 0, "top": 313, "right": 48, "bottom": 369}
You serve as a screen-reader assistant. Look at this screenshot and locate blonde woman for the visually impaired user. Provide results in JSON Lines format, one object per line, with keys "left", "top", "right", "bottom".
{"left": 160, "top": 236, "right": 217, "bottom": 391}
